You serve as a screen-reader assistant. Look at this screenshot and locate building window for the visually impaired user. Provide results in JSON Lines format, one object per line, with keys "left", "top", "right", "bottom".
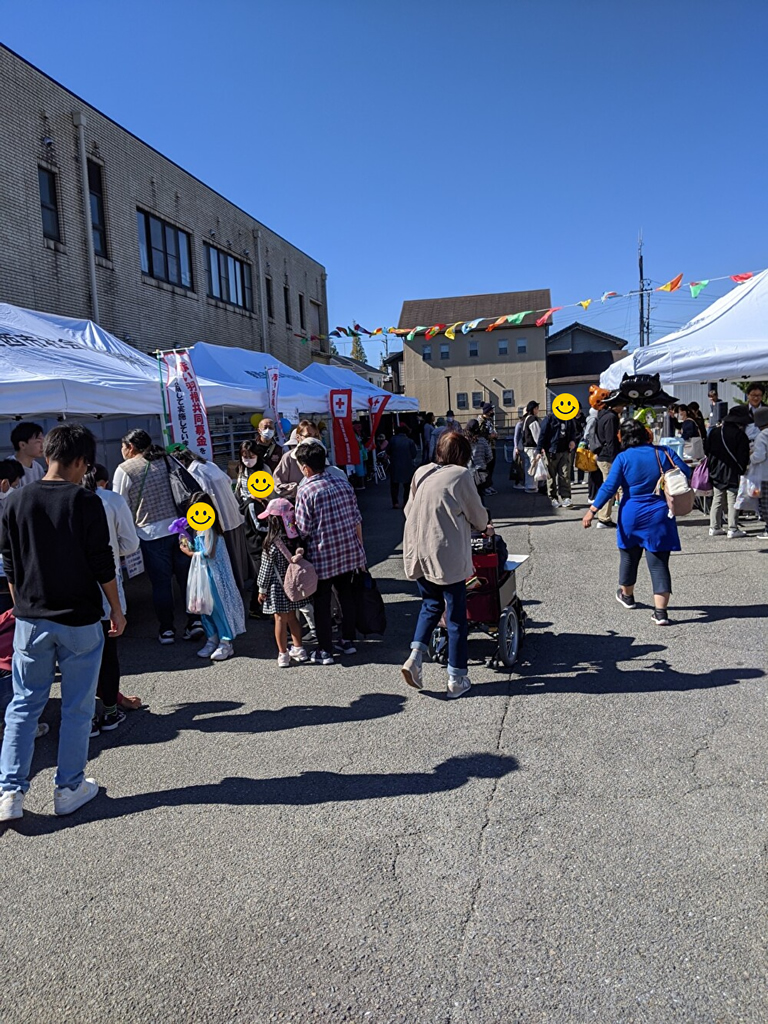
{"left": 38, "top": 167, "right": 61, "bottom": 242}
{"left": 422, "top": 344, "right": 432, "bottom": 361}
{"left": 440, "top": 343, "right": 449, "bottom": 360}
{"left": 517, "top": 338, "right": 527, "bottom": 354}
{"left": 136, "top": 210, "right": 192, "bottom": 288}
{"left": 472, "top": 392, "right": 483, "bottom": 408}
{"left": 87, "top": 160, "right": 108, "bottom": 257}
{"left": 265, "top": 276, "right": 275, "bottom": 318}
{"left": 503, "top": 389, "right": 515, "bottom": 407}
{"left": 469, "top": 340, "right": 479, "bottom": 358}
{"left": 498, "top": 339, "right": 508, "bottom": 356}
{"left": 283, "top": 285, "right": 291, "bottom": 325}
{"left": 204, "top": 244, "right": 252, "bottom": 310}
{"left": 310, "top": 299, "right": 322, "bottom": 335}
{"left": 298, "top": 293, "right": 306, "bottom": 331}
{"left": 456, "top": 392, "right": 468, "bottom": 410}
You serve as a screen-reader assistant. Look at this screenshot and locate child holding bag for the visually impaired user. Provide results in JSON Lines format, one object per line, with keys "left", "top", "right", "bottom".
{"left": 179, "top": 491, "right": 245, "bottom": 661}
{"left": 256, "top": 498, "right": 312, "bottom": 668}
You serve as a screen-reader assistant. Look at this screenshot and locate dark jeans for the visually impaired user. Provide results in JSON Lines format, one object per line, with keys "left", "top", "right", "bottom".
{"left": 140, "top": 534, "right": 193, "bottom": 633}
{"left": 412, "top": 578, "right": 468, "bottom": 677}
{"left": 390, "top": 480, "right": 406, "bottom": 507}
{"left": 619, "top": 547, "right": 672, "bottom": 595}
{"left": 97, "top": 620, "right": 120, "bottom": 708}
{"left": 315, "top": 572, "right": 357, "bottom": 653}
{"left": 486, "top": 453, "right": 496, "bottom": 487}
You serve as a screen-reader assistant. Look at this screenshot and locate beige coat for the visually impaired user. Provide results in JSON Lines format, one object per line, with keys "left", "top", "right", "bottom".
{"left": 403, "top": 464, "right": 489, "bottom": 585}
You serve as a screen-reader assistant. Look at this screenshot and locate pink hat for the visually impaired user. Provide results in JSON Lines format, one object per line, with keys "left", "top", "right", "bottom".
{"left": 256, "top": 497, "right": 298, "bottom": 538}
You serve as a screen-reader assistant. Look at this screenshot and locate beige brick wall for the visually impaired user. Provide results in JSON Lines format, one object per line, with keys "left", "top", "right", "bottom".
{"left": 402, "top": 325, "right": 548, "bottom": 429}
{"left": 0, "top": 46, "right": 328, "bottom": 369}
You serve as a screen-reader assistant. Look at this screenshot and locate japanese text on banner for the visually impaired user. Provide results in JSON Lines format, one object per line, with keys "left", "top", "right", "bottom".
{"left": 266, "top": 366, "right": 285, "bottom": 444}
{"left": 161, "top": 350, "right": 213, "bottom": 460}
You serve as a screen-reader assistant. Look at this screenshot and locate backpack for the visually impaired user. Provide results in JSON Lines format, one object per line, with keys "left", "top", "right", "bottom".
{"left": 162, "top": 454, "right": 200, "bottom": 515}
{"left": 273, "top": 536, "right": 318, "bottom": 602}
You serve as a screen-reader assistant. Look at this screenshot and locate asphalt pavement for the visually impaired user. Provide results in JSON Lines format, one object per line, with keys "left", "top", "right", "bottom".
{"left": 1, "top": 468, "right": 766, "bottom": 1024}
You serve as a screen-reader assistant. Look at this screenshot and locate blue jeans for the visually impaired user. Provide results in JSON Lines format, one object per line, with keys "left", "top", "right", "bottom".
{"left": 140, "top": 534, "right": 192, "bottom": 633}
{"left": 411, "top": 578, "right": 468, "bottom": 678}
{"left": 0, "top": 618, "right": 104, "bottom": 793}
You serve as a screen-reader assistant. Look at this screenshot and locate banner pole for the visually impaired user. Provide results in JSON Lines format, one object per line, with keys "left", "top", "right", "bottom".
{"left": 155, "top": 351, "right": 172, "bottom": 447}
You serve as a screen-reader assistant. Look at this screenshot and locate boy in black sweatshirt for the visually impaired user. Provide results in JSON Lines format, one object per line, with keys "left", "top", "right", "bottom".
{"left": 0, "top": 424, "right": 125, "bottom": 822}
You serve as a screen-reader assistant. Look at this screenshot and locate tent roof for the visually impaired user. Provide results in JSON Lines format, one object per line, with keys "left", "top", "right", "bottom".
{"left": 302, "top": 362, "right": 419, "bottom": 412}
{"left": 600, "top": 269, "right": 768, "bottom": 389}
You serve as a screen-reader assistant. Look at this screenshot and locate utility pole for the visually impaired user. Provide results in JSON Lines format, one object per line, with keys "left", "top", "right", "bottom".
{"left": 638, "top": 231, "right": 651, "bottom": 347}
{"left": 445, "top": 375, "right": 452, "bottom": 412}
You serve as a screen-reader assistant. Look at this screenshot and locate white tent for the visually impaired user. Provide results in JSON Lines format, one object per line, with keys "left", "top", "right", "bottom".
{"left": 189, "top": 343, "right": 331, "bottom": 417}
{"left": 0, "top": 303, "right": 257, "bottom": 416}
{"left": 601, "top": 269, "right": 768, "bottom": 390}
{"left": 302, "top": 362, "right": 420, "bottom": 412}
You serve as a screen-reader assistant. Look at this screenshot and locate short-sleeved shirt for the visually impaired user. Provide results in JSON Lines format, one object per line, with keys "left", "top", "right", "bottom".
{"left": 11, "top": 457, "right": 45, "bottom": 487}
{"left": 294, "top": 472, "right": 365, "bottom": 579}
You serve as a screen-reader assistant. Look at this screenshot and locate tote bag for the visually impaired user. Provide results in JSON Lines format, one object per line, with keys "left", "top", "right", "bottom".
{"left": 655, "top": 448, "right": 695, "bottom": 517}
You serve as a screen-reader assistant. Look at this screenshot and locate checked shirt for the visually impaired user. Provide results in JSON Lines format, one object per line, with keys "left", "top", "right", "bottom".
{"left": 294, "top": 472, "right": 365, "bottom": 580}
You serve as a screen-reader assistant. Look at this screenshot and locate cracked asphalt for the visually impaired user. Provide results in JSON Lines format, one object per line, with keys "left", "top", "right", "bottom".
{"left": 1, "top": 474, "right": 766, "bottom": 1024}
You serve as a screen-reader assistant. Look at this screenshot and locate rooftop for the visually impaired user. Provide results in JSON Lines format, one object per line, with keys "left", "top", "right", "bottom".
{"left": 547, "top": 321, "right": 628, "bottom": 350}
{"left": 398, "top": 289, "right": 551, "bottom": 331}
{"left": 330, "top": 354, "right": 383, "bottom": 375}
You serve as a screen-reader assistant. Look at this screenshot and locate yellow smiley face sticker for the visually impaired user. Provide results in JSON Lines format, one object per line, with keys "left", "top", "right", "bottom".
{"left": 247, "top": 470, "right": 275, "bottom": 500}
{"left": 187, "top": 501, "right": 217, "bottom": 531}
{"left": 552, "top": 393, "right": 580, "bottom": 421}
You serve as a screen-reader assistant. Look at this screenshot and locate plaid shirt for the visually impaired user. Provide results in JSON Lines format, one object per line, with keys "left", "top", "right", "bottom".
{"left": 294, "top": 472, "right": 365, "bottom": 579}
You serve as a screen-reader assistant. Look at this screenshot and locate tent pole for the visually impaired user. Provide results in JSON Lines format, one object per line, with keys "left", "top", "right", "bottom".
{"left": 155, "top": 351, "right": 172, "bottom": 447}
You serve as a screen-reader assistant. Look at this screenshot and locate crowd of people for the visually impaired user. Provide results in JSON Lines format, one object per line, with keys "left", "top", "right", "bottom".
{"left": 0, "top": 381, "right": 766, "bottom": 821}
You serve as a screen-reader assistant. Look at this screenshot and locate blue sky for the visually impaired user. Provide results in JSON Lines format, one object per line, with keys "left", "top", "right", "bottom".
{"left": 3, "top": 0, "right": 767, "bottom": 365}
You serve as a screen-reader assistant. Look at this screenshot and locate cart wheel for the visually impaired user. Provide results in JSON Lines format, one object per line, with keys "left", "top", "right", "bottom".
{"left": 429, "top": 627, "right": 448, "bottom": 665}
{"left": 498, "top": 605, "right": 520, "bottom": 668}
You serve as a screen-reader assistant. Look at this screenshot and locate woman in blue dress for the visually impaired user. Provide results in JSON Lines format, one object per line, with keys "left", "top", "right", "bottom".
{"left": 582, "top": 419, "right": 691, "bottom": 625}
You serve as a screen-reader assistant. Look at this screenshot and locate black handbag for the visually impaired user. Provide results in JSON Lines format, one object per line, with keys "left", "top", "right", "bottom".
{"left": 162, "top": 454, "right": 200, "bottom": 516}
{"left": 353, "top": 570, "right": 387, "bottom": 635}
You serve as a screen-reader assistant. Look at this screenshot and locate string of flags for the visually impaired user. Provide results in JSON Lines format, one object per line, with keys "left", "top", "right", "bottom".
{"left": 327, "top": 269, "right": 761, "bottom": 343}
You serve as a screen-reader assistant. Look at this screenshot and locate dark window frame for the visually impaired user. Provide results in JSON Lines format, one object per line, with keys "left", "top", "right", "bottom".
{"left": 456, "top": 392, "right": 468, "bottom": 409}
{"left": 472, "top": 391, "right": 483, "bottom": 408}
{"left": 136, "top": 209, "right": 193, "bottom": 289}
{"left": 469, "top": 340, "right": 479, "bottom": 358}
{"left": 516, "top": 337, "right": 527, "bottom": 355}
{"left": 204, "top": 243, "right": 253, "bottom": 311}
{"left": 265, "top": 276, "right": 275, "bottom": 319}
{"left": 283, "top": 285, "right": 291, "bottom": 325}
{"left": 502, "top": 389, "right": 514, "bottom": 407}
{"left": 38, "top": 166, "right": 61, "bottom": 242}
{"left": 439, "top": 343, "right": 450, "bottom": 360}
{"left": 497, "top": 338, "right": 508, "bottom": 356}
{"left": 87, "top": 160, "right": 108, "bottom": 258}
{"left": 298, "top": 293, "right": 306, "bottom": 331}
{"left": 422, "top": 344, "right": 432, "bottom": 361}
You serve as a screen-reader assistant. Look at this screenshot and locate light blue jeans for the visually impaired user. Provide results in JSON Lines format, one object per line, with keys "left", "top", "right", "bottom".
{"left": 0, "top": 618, "right": 104, "bottom": 793}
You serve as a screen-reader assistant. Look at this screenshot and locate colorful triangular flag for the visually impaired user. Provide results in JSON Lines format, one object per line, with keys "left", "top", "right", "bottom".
{"left": 445, "top": 322, "right": 463, "bottom": 340}
{"left": 535, "top": 307, "right": 562, "bottom": 327}
{"left": 485, "top": 315, "right": 508, "bottom": 332}
{"left": 578, "top": 299, "right": 592, "bottom": 310}
{"left": 335, "top": 327, "right": 349, "bottom": 336}
{"left": 731, "top": 272, "right": 753, "bottom": 283}
{"left": 657, "top": 273, "right": 684, "bottom": 293}
{"left": 506, "top": 312, "right": 530, "bottom": 326}
{"left": 407, "top": 326, "right": 428, "bottom": 342}
{"left": 425, "top": 324, "right": 446, "bottom": 339}
{"left": 689, "top": 280, "right": 709, "bottom": 299}
{"left": 601, "top": 291, "right": 619, "bottom": 302}
{"left": 461, "top": 319, "right": 482, "bottom": 334}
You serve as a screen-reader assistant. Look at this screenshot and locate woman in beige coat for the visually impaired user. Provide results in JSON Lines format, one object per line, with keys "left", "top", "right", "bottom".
{"left": 401, "top": 431, "right": 492, "bottom": 698}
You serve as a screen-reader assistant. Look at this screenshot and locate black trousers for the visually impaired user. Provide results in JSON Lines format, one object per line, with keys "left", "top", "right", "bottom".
{"left": 315, "top": 572, "right": 357, "bottom": 653}
{"left": 486, "top": 453, "right": 496, "bottom": 487}
{"left": 97, "top": 620, "right": 120, "bottom": 707}
{"left": 619, "top": 547, "right": 672, "bottom": 595}
{"left": 390, "top": 480, "right": 406, "bottom": 506}
{"left": 587, "top": 467, "right": 604, "bottom": 502}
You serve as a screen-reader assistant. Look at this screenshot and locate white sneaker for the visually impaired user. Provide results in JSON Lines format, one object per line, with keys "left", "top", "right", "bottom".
{"left": 401, "top": 654, "right": 423, "bottom": 690}
{"left": 288, "top": 645, "right": 309, "bottom": 663}
{"left": 551, "top": 499, "right": 561, "bottom": 508}
{"left": 446, "top": 676, "right": 471, "bottom": 699}
{"left": 53, "top": 778, "right": 99, "bottom": 816}
{"left": 277, "top": 652, "right": 291, "bottom": 668}
{"left": 0, "top": 790, "right": 24, "bottom": 822}
{"left": 210, "top": 642, "right": 234, "bottom": 661}
{"left": 727, "top": 529, "right": 747, "bottom": 539}
{"left": 561, "top": 498, "right": 573, "bottom": 508}
{"left": 596, "top": 521, "right": 613, "bottom": 530}
{"left": 709, "top": 527, "right": 726, "bottom": 536}
{"left": 197, "top": 636, "right": 219, "bottom": 658}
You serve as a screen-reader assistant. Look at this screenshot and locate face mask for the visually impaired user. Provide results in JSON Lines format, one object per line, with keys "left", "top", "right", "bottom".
{"left": 242, "top": 457, "right": 258, "bottom": 468}
{"left": 260, "top": 428, "right": 275, "bottom": 440}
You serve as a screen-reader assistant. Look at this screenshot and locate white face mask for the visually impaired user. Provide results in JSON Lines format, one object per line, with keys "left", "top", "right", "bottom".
{"left": 260, "top": 428, "right": 275, "bottom": 440}
{"left": 242, "top": 457, "right": 258, "bottom": 468}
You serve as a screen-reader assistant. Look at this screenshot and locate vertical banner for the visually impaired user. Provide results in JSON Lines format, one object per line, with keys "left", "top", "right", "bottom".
{"left": 266, "top": 366, "right": 285, "bottom": 443}
{"left": 330, "top": 389, "right": 355, "bottom": 464}
{"left": 161, "top": 350, "right": 213, "bottom": 459}
{"left": 366, "top": 394, "right": 391, "bottom": 449}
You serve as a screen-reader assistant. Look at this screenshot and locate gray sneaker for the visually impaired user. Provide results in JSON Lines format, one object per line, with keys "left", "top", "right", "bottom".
{"left": 446, "top": 676, "right": 472, "bottom": 699}
{"left": 401, "top": 655, "right": 423, "bottom": 690}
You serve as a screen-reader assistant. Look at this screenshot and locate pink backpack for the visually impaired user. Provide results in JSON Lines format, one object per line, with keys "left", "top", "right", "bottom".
{"left": 272, "top": 536, "right": 318, "bottom": 602}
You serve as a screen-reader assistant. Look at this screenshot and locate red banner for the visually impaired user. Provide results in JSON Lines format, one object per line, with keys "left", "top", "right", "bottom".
{"left": 366, "top": 394, "right": 391, "bottom": 450}
{"left": 330, "top": 389, "right": 355, "bottom": 464}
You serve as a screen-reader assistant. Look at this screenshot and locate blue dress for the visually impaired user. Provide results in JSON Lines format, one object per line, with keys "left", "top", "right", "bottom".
{"left": 593, "top": 445, "right": 692, "bottom": 552}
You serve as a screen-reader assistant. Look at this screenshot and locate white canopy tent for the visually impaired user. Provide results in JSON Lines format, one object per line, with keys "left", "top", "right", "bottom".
{"left": 188, "top": 343, "right": 331, "bottom": 417}
{"left": 601, "top": 269, "right": 768, "bottom": 390}
{"left": 302, "top": 362, "right": 419, "bottom": 412}
{"left": 0, "top": 303, "right": 258, "bottom": 416}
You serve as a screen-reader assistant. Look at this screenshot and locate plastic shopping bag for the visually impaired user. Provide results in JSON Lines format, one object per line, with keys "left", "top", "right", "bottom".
{"left": 187, "top": 551, "right": 214, "bottom": 616}
{"left": 533, "top": 456, "right": 549, "bottom": 483}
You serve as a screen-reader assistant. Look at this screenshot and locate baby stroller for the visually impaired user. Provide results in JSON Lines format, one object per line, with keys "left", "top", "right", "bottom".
{"left": 428, "top": 534, "right": 529, "bottom": 670}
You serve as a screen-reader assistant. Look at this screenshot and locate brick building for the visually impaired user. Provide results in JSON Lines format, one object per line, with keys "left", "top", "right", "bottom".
{"left": 0, "top": 44, "right": 329, "bottom": 368}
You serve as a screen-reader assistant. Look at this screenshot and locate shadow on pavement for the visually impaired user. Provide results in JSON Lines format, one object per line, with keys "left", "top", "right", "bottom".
{"left": 6, "top": 751, "right": 520, "bottom": 833}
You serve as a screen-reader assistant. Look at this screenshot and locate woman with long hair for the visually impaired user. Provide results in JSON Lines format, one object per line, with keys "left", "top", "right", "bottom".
{"left": 235, "top": 439, "right": 267, "bottom": 618}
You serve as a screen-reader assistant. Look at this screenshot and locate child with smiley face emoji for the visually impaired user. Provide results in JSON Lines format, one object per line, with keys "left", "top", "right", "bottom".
{"left": 178, "top": 491, "right": 245, "bottom": 661}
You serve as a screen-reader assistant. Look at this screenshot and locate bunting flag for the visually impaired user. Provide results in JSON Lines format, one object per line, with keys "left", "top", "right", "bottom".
{"left": 485, "top": 315, "right": 508, "bottom": 332}
{"left": 731, "top": 272, "right": 753, "bottom": 282}
{"left": 372, "top": 327, "right": 384, "bottom": 335}
{"left": 462, "top": 319, "right": 482, "bottom": 334}
{"left": 425, "top": 323, "right": 446, "bottom": 339}
{"left": 535, "top": 307, "right": 561, "bottom": 327}
{"left": 689, "top": 280, "right": 709, "bottom": 298}
{"left": 407, "top": 325, "right": 428, "bottom": 342}
{"left": 445, "top": 322, "right": 463, "bottom": 340}
{"left": 506, "top": 312, "right": 530, "bottom": 325}
{"left": 657, "top": 272, "right": 684, "bottom": 293}
{"left": 354, "top": 323, "right": 372, "bottom": 335}
{"left": 601, "top": 291, "right": 619, "bottom": 302}
{"left": 328, "top": 330, "right": 342, "bottom": 339}
{"left": 335, "top": 327, "right": 349, "bottom": 336}
{"left": 578, "top": 299, "right": 592, "bottom": 310}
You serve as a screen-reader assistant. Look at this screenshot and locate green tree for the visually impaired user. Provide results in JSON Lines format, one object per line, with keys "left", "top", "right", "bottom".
{"left": 350, "top": 334, "right": 367, "bottom": 363}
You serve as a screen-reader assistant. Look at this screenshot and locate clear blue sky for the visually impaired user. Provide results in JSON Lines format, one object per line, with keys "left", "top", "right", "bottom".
{"left": 3, "top": 0, "right": 767, "bottom": 365}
